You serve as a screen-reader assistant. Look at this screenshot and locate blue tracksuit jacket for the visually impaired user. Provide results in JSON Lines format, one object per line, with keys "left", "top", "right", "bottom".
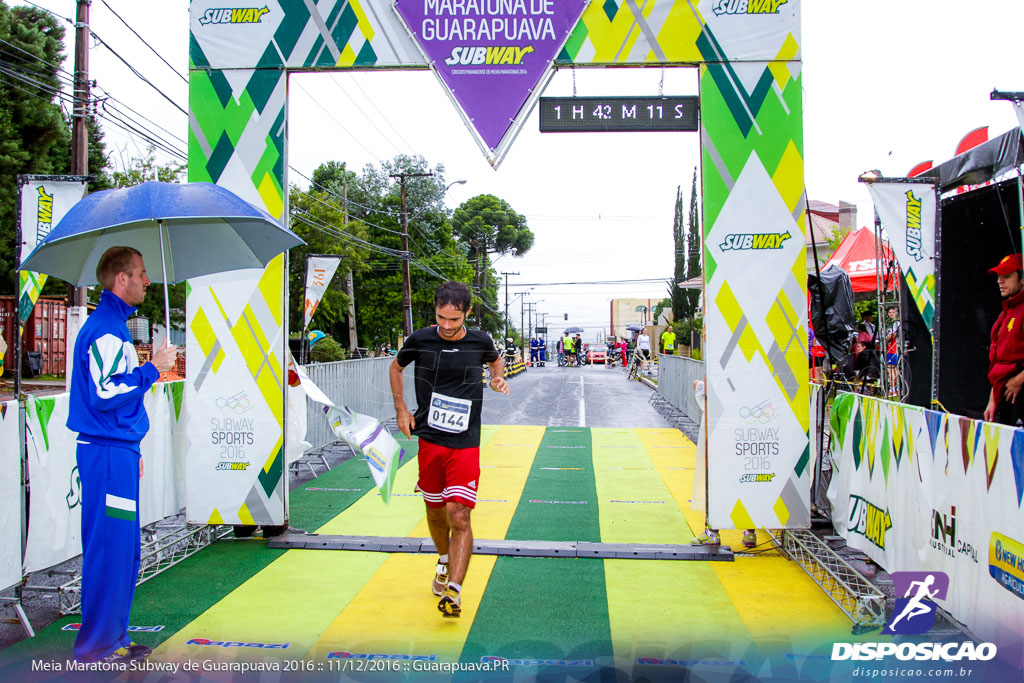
{"left": 67, "top": 289, "right": 159, "bottom": 446}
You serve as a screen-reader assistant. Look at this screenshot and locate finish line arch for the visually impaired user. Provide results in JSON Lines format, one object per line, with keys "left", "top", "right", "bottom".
{"left": 184, "top": 0, "right": 809, "bottom": 532}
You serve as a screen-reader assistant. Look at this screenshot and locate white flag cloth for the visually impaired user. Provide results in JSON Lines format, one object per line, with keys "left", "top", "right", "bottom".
{"left": 326, "top": 406, "right": 403, "bottom": 504}
{"left": 303, "top": 256, "right": 342, "bottom": 330}
{"left": 288, "top": 358, "right": 403, "bottom": 503}
{"left": 866, "top": 182, "right": 937, "bottom": 332}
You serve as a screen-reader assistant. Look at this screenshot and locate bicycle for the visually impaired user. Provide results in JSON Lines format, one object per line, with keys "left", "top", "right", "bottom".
{"left": 626, "top": 347, "right": 646, "bottom": 380}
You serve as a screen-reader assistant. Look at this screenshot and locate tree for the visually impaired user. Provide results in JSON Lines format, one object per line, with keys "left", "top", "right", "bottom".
{"left": 0, "top": 3, "right": 70, "bottom": 293}
{"left": 671, "top": 184, "right": 686, "bottom": 323}
{"left": 303, "top": 160, "right": 365, "bottom": 350}
{"left": 0, "top": 2, "right": 113, "bottom": 296}
{"left": 682, "top": 167, "right": 702, "bottom": 324}
{"left": 824, "top": 225, "right": 851, "bottom": 261}
{"left": 451, "top": 194, "right": 533, "bottom": 296}
{"left": 349, "top": 155, "right": 478, "bottom": 345}
{"left": 108, "top": 147, "right": 185, "bottom": 187}
{"left": 652, "top": 296, "right": 672, "bottom": 326}
{"left": 287, "top": 173, "right": 369, "bottom": 343}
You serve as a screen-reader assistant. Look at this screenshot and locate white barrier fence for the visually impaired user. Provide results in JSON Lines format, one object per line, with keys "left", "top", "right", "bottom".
{"left": 21, "top": 384, "right": 187, "bottom": 574}
{"left": 0, "top": 356, "right": 407, "bottom": 593}
{"left": 656, "top": 354, "right": 705, "bottom": 421}
{"left": 302, "top": 357, "right": 414, "bottom": 450}
{"left": 827, "top": 392, "right": 1024, "bottom": 667}
{"left": 1, "top": 400, "right": 20, "bottom": 592}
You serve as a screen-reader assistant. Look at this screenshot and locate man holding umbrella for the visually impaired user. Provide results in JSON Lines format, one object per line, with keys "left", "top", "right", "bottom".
{"left": 67, "top": 246, "right": 178, "bottom": 663}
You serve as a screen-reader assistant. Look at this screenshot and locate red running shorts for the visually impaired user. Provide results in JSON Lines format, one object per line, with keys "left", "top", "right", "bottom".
{"left": 416, "top": 438, "right": 480, "bottom": 509}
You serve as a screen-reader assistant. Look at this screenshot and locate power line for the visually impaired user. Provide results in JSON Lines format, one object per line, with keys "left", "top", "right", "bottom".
{"left": 343, "top": 73, "right": 419, "bottom": 154}
{"left": 514, "top": 278, "right": 675, "bottom": 286}
{"left": 18, "top": 0, "right": 72, "bottom": 23}
{"left": 97, "top": 0, "right": 188, "bottom": 85}
{"left": 292, "top": 79, "right": 380, "bottom": 160}
{"left": 88, "top": 28, "right": 186, "bottom": 115}
{"left": 328, "top": 73, "right": 402, "bottom": 157}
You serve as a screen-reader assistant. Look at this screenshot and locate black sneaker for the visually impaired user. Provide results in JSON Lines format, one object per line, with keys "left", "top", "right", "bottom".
{"left": 100, "top": 645, "right": 147, "bottom": 664}
{"left": 437, "top": 587, "right": 461, "bottom": 618}
{"left": 128, "top": 641, "right": 153, "bottom": 659}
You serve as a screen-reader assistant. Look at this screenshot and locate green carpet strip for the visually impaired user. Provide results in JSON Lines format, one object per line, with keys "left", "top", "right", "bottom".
{"left": 459, "top": 427, "right": 613, "bottom": 667}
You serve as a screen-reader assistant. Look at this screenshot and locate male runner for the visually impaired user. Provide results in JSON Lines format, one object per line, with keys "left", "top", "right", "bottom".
{"left": 389, "top": 281, "right": 510, "bottom": 617}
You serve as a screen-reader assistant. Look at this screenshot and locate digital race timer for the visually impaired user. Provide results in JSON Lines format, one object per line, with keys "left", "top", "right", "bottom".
{"left": 538, "top": 96, "right": 699, "bottom": 133}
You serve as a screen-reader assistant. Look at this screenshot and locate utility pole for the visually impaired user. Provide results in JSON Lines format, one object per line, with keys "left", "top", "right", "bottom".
{"left": 342, "top": 182, "right": 359, "bottom": 352}
{"left": 526, "top": 302, "right": 537, "bottom": 342}
{"left": 69, "top": 0, "right": 91, "bottom": 309}
{"left": 519, "top": 292, "right": 529, "bottom": 363}
{"left": 500, "top": 271, "right": 519, "bottom": 343}
{"left": 389, "top": 171, "right": 433, "bottom": 337}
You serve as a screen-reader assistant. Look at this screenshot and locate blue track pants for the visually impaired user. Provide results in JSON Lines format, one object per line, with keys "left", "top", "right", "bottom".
{"left": 73, "top": 442, "right": 141, "bottom": 662}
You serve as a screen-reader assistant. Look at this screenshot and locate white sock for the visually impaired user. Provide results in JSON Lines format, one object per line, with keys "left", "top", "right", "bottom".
{"left": 438, "top": 554, "right": 449, "bottom": 564}
{"left": 448, "top": 581, "right": 462, "bottom": 594}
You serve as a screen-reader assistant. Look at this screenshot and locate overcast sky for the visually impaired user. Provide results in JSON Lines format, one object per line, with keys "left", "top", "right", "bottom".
{"left": 20, "top": 0, "right": 1024, "bottom": 340}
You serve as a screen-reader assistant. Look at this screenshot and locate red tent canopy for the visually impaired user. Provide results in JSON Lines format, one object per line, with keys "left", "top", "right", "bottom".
{"left": 822, "top": 228, "right": 896, "bottom": 292}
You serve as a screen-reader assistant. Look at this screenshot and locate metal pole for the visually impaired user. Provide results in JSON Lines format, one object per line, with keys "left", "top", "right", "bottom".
{"left": 69, "top": 0, "right": 90, "bottom": 310}
{"left": 14, "top": 177, "right": 24, "bottom": 402}
{"left": 389, "top": 172, "right": 433, "bottom": 338}
{"left": 158, "top": 220, "right": 170, "bottom": 344}
{"left": 932, "top": 190, "right": 943, "bottom": 408}
{"left": 301, "top": 254, "right": 310, "bottom": 364}
{"left": 399, "top": 179, "right": 412, "bottom": 337}
{"left": 500, "top": 271, "right": 518, "bottom": 346}
{"left": 520, "top": 294, "right": 526, "bottom": 363}
{"left": 873, "top": 211, "right": 889, "bottom": 397}
{"left": 344, "top": 181, "right": 358, "bottom": 353}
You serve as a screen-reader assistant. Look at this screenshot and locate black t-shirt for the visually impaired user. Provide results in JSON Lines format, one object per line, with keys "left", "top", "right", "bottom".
{"left": 396, "top": 326, "right": 499, "bottom": 448}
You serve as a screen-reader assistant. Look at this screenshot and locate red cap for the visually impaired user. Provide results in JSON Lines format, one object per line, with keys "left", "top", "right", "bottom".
{"left": 990, "top": 254, "right": 1023, "bottom": 275}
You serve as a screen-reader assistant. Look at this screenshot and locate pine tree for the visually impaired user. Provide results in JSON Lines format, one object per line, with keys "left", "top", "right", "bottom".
{"left": 684, "top": 167, "right": 702, "bottom": 325}
{"left": 671, "top": 185, "right": 686, "bottom": 323}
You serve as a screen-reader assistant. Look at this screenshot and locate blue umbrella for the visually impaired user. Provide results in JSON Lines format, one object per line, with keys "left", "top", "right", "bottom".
{"left": 20, "top": 181, "right": 304, "bottom": 336}
{"left": 306, "top": 329, "right": 326, "bottom": 347}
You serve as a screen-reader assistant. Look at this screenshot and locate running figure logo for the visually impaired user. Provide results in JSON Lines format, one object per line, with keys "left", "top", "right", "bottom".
{"left": 883, "top": 571, "right": 949, "bottom": 634}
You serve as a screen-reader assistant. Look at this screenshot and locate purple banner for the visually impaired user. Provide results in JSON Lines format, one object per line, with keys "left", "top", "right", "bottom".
{"left": 394, "top": 0, "right": 586, "bottom": 152}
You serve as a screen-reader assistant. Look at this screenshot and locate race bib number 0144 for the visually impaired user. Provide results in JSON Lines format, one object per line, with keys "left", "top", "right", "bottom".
{"left": 428, "top": 393, "right": 471, "bottom": 433}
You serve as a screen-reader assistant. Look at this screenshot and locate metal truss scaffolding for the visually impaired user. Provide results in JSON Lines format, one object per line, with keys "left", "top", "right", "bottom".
{"left": 770, "top": 528, "right": 886, "bottom": 629}
{"left": 53, "top": 521, "right": 230, "bottom": 616}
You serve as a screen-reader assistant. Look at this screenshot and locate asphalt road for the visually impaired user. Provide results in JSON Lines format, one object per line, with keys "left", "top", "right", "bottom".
{"left": 481, "top": 362, "right": 672, "bottom": 428}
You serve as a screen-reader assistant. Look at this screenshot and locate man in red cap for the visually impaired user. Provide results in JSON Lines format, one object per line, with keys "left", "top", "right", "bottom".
{"left": 985, "top": 253, "right": 1024, "bottom": 424}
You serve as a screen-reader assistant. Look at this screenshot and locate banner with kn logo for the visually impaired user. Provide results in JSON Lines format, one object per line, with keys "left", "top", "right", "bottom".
{"left": 827, "top": 392, "right": 1024, "bottom": 668}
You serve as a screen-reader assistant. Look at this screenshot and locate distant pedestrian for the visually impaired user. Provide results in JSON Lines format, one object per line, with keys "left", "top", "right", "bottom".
{"left": 660, "top": 325, "right": 676, "bottom": 356}
{"left": 637, "top": 328, "right": 651, "bottom": 371}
